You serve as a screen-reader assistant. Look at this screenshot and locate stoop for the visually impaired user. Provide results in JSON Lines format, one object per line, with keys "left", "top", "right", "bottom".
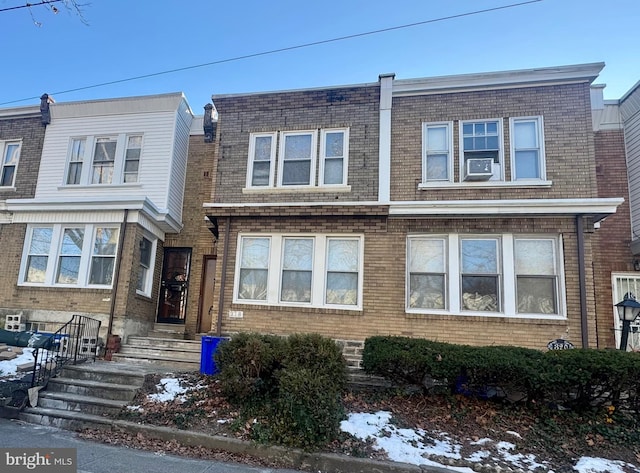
{"left": 19, "top": 361, "right": 149, "bottom": 430}
{"left": 111, "top": 336, "right": 200, "bottom": 371}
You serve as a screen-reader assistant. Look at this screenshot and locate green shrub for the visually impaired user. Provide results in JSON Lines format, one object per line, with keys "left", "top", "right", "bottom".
{"left": 362, "top": 336, "right": 640, "bottom": 411}
{"left": 215, "top": 332, "right": 285, "bottom": 409}
{"left": 216, "top": 332, "right": 348, "bottom": 449}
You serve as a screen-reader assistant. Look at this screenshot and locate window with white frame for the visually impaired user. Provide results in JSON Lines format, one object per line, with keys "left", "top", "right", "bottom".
{"left": 20, "top": 224, "right": 119, "bottom": 288}
{"left": 246, "top": 128, "right": 349, "bottom": 189}
{"left": 510, "top": 117, "right": 545, "bottom": 180}
{"left": 461, "top": 120, "right": 502, "bottom": 181}
{"left": 407, "top": 234, "right": 563, "bottom": 317}
{"left": 422, "top": 123, "right": 452, "bottom": 183}
{"left": 235, "top": 233, "right": 363, "bottom": 309}
{"left": 320, "top": 129, "right": 349, "bottom": 185}
{"left": 66, "top": 138, "right": 85, "bottom": 185}
{"left": 65, "top": 134, "right": 143, "bottom": 186}
{"left": 515, "top": 238, "right": 557, "bottom": 314}
{"left": 1, "top": 140, "right": 21, "bottom": 187}
{"left": 137, "top": 236, "right": 155, "bottom": 294}
{"left": 408, "top": 238, "right": 447, "bottom": 309}
{"left": 611, "top": 274, "right": 640, "bottom": 350}
{"left": 247, "top": 133, "right": 277, "bottom": 187}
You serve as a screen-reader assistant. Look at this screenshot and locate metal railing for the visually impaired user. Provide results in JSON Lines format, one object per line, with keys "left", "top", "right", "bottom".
{"left": 30, "top": 315, "right": 102, "bottom": 388}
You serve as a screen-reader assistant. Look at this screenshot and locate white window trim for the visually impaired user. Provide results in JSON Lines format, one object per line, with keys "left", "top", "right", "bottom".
{"left": 460, "top": 235, "right": 503, "bottom": 313}
{"left": 136, "top": 234, "right": 157, "bottom": 297}
{"left": 0, "top": 139, "right": 22, "bottom": 188}
{"left": 459, "top": 118, "right": 504, "bottom": 183}
{"left": 406, "top": 233, "right": 566, "bottom": 319}
{"left": 233, "top": 233, "right": 364, "bottom": 311}
{"left": 62, "top": 134, "right": 144, "bottom": 187}
{"left": 611, "top": 273, "right": 640, "bottom": 350}
{"left": 422, "top": 122, "right": 453, "bottom": 184}
{"left": 509, "top": 116, "right": 546, "bottom": 181}
{"left": 277, "top": 130, "right": 318, "bottom": 187}
{"left": 246, "top": 132, "right": 277, "bottom": 188}
{"left": 19, "top": 224, "right": 120, "bottom": 289}
{"left": 319, "top": 128, "right": 350, "bottom": 187}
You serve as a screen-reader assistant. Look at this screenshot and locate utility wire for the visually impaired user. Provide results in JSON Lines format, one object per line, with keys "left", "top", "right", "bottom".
{"left": 2, "top": 0, "right": 543, "bottom": 106}
{"left": 0, "top": 0, "right": 61, "bottom": 13}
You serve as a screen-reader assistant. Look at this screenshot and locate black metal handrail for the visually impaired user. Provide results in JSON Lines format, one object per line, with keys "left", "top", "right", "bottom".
{"left": 30, "top": 315, "right": 102, "bottom": 388}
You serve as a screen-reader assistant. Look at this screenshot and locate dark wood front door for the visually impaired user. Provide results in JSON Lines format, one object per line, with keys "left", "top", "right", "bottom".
{"left": 197, "top": 256, "right": 217, "bottom": 333}
{"left": 156, "top": 248, "right": 192, "bottom": 324}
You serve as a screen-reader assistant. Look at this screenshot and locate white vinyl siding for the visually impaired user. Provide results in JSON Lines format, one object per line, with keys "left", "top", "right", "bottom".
{"left": 36, "top": 110, "right": 182, "bottom": 209}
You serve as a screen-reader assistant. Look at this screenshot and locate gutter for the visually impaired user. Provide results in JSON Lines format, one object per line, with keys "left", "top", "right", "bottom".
{"left": 215, "top": 216, "right": 231, "bottom": 337}
{"left": 107, "top": 209, "right": 129, "bottom": 338}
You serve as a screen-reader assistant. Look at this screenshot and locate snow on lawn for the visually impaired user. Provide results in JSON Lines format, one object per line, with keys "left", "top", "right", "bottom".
{"left": 0, "top": 348, "right": 37, "bottom": 380}
{"left": 341, "top": 411, "right": 640, "bottom": 473}
{"left": 147, "top": 376, "right": 204, "bottom": 403}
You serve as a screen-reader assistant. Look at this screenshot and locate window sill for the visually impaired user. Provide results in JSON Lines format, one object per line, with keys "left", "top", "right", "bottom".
{"left": 17, "top": 283, "right": 112, "bottom": 291}
{"left": 243, "top": 185, "right": 351, "bottom": 194}
{"left": 232, "top": 300, "right": 363, "bottom": 313}
{"left": 57, "top": 183, "right": 144, "bottom": 190}
{"left": 405, "top": 309, "right": 566, "bottom": 321}
{"left": 418, "top": 180, "right": 552, "bottom": 189}
{"left": 136, "top": 290, "right": 153, "bottom": 300}
{"left": 0, "top": 186, "right": 16, "bottom": 192}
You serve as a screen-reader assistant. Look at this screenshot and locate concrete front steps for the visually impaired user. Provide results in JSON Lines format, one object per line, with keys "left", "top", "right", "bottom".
{"left": 20, "top": 361, "right": 148, "bottom": 430}
{"left": 111, "top": 336, "right": 201, "bottom": 371}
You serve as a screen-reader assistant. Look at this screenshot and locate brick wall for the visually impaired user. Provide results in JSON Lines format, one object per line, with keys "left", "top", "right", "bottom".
{"left": 0, "top": 115, "right": 45, "bottom": 199}
{"left": 212, "top": 85, "right": 380, "bottom": 204}
{"left": 593, "top": 128, "right": 634, "bottom": 348}
{"left": 211, "top": 214, "right": 594, "bottom": 352}
{"left": 164, "top": 133, "right": 217, "bottom": 337}
{"left": 390, "top": 83, "right": 597, "bottom": 201}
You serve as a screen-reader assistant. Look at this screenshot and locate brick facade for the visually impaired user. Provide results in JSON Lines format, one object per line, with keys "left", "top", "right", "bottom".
{"left": 593, "top": 128, "right": 635, "bottom": 348}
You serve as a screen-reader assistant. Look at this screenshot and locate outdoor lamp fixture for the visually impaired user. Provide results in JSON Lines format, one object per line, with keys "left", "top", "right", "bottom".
{"left": 615, "top": 294, "right": 640, "bottom": 351}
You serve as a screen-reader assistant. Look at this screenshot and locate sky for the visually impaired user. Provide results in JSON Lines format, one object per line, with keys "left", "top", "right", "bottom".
{"left": 2, "top": 0, "right": 639, "bottom": 113}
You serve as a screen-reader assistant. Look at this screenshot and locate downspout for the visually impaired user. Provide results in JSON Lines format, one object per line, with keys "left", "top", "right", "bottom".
{"left": 576, "top": 215, "right": 589, "bottom": 348}
{"left": 107, "top": 209, "right": 129, "bottom": 337}
{"left": 215, "top": 216, "right": 231, "bottom": 336}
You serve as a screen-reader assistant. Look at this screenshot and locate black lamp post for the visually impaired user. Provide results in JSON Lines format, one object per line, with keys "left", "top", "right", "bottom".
{"left": 614, "top": 294, "right": 640, "bottom": 351}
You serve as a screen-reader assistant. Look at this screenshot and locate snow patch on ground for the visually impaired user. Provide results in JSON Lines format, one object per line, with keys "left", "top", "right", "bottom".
{"left": 147, "top": 376, "right": 204, "bottom": 403}
{"left": 341, "top": 410, "right": 638, "bottom": 473}
{"left": 0, "top": 348, "right": 36, "bottom": 379}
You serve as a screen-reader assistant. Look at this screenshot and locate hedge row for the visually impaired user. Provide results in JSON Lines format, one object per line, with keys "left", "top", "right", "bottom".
{"left": 362, "top": 336, "right": 640, "bottom": 410}
{"left": 215, "top": 332, "right": 347, "bottom": 449}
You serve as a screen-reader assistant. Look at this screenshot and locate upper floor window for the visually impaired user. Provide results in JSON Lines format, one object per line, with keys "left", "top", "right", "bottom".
{"left": 20, "top": 224, "right": 119, "bottom": 288}
{"left": 461, "top": 119, "right": 502, "bottom": 182}
{"left": 65, "top": 134, "right": 143, "bottom": 186}
{"left": 510, "top": 117, "right": 545, "bottom": 180}
{"left": 407, "top": 234, "right": 563, "bottom": 318}
{"left": 235, "top": 233, "right": 363, "bottom": 310}
{"left": 0, "top": 140, "right": 21, "bottom": 187}
{"left": 420, "top": 117, "right": 547, "bottom": 186}
{"left": 422, "top": 123, "right": 452, "bottom": 183}
{"left": 246, "top": 128, "right": 349, "bottom": 189}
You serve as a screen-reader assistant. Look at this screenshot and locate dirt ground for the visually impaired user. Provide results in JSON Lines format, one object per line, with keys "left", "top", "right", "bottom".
{"left": 79, "top": 372, "right": 640, "bottom": 473}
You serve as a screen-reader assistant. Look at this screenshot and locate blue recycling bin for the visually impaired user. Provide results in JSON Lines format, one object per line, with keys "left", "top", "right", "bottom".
{"left": 200, "top": 336, "right": 227, "bottom": 375}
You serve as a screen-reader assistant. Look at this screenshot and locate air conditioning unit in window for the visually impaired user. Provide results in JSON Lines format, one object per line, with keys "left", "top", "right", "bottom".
{"left": 465, "top": 158, "right": 494, "bottom": 181}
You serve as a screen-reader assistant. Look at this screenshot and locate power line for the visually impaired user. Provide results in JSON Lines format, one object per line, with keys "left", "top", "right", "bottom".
{"left": 0, "top": 0, "right": 62, "bottom": 13}
{"left": 1, "top": 0, "right": 543, "bottom": 106}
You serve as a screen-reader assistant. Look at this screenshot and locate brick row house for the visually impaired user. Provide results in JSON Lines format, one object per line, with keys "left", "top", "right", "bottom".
{"left": 1, "top": 63, "right": 637, "bottom": 364}
{"left": 203, "top": 63, "right": 626, "bottom": 366}
{"left": 0, "top": 93, "right": 196, "bottom": 342}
